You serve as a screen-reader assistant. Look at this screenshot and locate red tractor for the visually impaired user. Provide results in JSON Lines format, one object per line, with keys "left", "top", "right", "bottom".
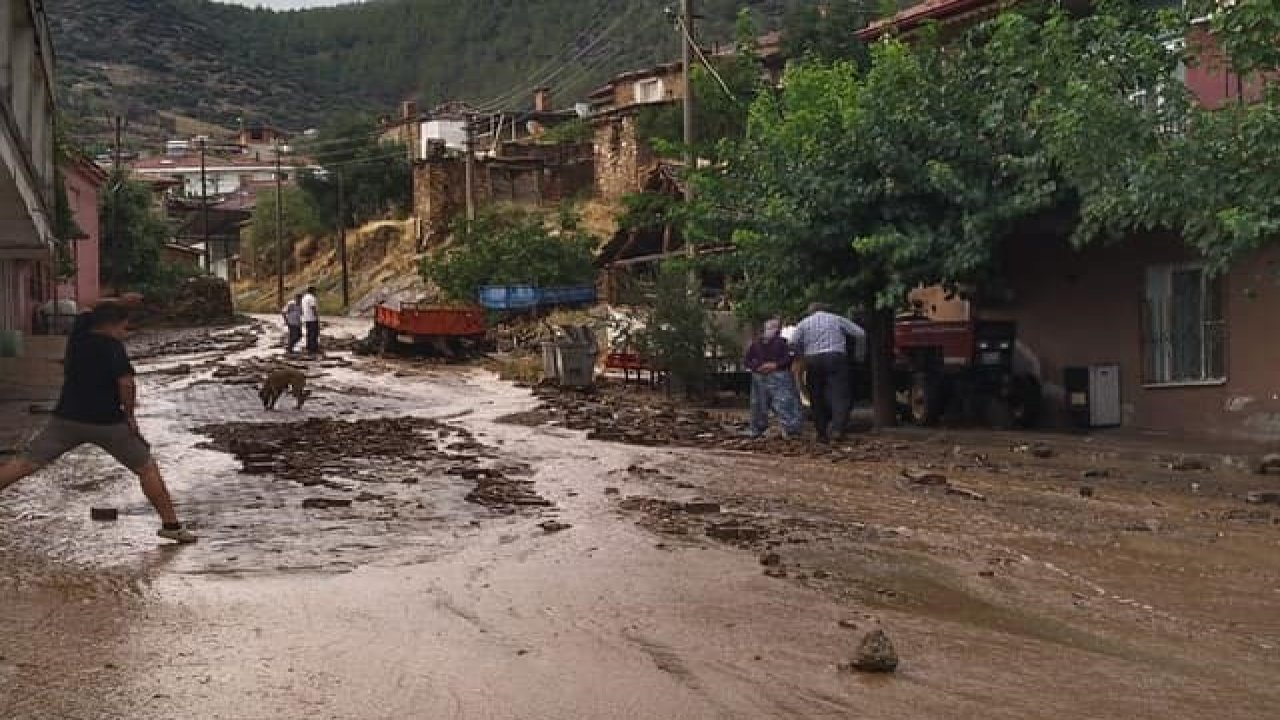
{"left": 892, "top": 316, "right": 1041, "bottom": 427}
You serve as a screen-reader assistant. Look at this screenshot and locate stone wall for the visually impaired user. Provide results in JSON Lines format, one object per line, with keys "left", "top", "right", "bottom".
{"left": 592, "top": 112, "right": 653, "bottom": 202}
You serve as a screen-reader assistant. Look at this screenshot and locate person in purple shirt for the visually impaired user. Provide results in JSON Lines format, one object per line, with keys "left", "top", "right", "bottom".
{"left": 743, "top": 318, "right": 804, "bottom": 439}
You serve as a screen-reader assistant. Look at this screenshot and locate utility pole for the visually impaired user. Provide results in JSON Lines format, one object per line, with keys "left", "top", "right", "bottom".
{"left": 680, "top": 0, "right": 695, "bottom": 203}
{"left": 198, "top": 137, "right": 212, "bottom": 272}
{"left": 274, "top": 139, "right": 285, "bottom": 309}
{"left": 464, "top": 113, "right": 476, "bottom": 222}
{"left": 109, "top": 115, "right": 124, "bottom": 294}
{"left": 337, "top": 170, "right": 349, "bottom": 310}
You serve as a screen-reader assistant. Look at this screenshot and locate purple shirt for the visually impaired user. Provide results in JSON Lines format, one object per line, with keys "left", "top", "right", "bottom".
{"left": 744, "top": 336, "right": 794, "bottom": 373}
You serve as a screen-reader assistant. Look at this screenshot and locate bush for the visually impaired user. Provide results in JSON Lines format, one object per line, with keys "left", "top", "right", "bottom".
{"left": 421, "top": 209, "right": 596, "bottom": 303}
{"left": 638, "top": 263, "right": 719, "bottom": 397}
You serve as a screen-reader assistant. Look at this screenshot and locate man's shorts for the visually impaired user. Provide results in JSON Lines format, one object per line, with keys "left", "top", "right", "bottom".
{"left": 20, "top": 417, "right": 152, "bottom": 472}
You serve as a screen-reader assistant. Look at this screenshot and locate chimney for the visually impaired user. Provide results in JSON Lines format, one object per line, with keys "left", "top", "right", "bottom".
{"left": 401, "top": 100, "right": 418, "bottom": 120}
{"left": 534, "top": 86, "right": 552, "bottom": 113}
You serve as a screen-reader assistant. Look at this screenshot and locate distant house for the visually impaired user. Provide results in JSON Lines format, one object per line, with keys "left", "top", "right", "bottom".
{"left": 588, "top": 62, "right": 684, "bottom": 202}
{"left": 130, "top": 152, "right": 315, "bottom": 199}
{"left": 236, "top": 123, "right": 290, "bottom": 158}
{"left": 865, "top": 0, "right": 1280, "bottom": 443}
{"left": 57, "top": 153, "right": 108, "bottom": 307}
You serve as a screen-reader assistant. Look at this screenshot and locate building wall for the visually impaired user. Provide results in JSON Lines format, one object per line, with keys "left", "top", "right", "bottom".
{"left": 592, "top": 112, "right": 655, "bottom": 202}
{"left": 991, "top": 235, "right": 1280, "bottom": 443}
{"left": 412, "top": 157, "right": 472, "bottom": 247}
{"left": 60, "top": 162, "right": 102, "bottom": 306}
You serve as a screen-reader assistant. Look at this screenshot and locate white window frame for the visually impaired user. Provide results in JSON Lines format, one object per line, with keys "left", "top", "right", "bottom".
{"left": 1143, "top": 262, "right": 1227, "bottom": 387}
{"left": 633, "top": 78, "right": 665, "bottom": 105}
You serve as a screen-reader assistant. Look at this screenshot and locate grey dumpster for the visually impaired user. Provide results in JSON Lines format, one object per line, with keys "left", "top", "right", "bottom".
{"left": 552, "top": 325, "right": 598, "bottom": 389}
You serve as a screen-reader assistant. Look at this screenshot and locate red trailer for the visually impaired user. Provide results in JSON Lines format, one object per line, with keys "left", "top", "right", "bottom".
{"left": 371, "top": 301, "right": 487, "bottom": 357}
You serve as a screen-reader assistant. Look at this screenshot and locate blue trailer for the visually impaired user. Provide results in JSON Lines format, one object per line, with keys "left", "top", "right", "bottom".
{"left": 478, "top": 284, "right": 597, "bottom": 312}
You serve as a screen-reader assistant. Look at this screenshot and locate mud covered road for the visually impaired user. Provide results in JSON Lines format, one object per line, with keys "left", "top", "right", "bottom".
{"left": 2, "top": 319, "right": 1279, "bottom": 719}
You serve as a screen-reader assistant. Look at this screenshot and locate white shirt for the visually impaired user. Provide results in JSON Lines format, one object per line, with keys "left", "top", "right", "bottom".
{"left": 301, "top": 293, "right": 319, "bottom": 323}
{"left": 791, "top": 311, "right": 866, "bottom": 361}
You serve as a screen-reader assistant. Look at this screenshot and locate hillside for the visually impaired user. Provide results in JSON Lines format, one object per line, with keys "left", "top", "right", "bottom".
{"left": 49, "top": 0, "right": 864, "bottom": 150}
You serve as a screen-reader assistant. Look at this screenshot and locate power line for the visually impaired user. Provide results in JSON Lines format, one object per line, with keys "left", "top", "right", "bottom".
{"left": 468, "top": 2, "right": 628, "bottom": 110}
{"left": 471, "top": 0, "right": 656, "bottom": 112}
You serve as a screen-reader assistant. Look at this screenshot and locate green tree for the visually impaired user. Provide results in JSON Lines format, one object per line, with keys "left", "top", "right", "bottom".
{"left": 782, "top": 0, "right": 873, "bottom": 66}
{"left": 421, "top": 209, "right": 596, "bottom": 302}
{"left": 296, "top": 115, "right": 412, "bottom": 228}
{"left": 100, "top": 174, "right": 169, "bottom": 293}
{"left": 698, "top": 2, "right": 1195, "bottom": 427}
{"left": 246, "top": 186, "right": 325, "bottom": 275}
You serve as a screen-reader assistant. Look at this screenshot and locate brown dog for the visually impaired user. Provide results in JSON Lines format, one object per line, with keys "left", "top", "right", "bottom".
{"left": 258, "top": 369, "right": 310, "bottom": 410}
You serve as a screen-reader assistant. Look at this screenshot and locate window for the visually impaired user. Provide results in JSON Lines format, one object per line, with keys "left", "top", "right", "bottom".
{"left": 1144, "top": 264, "right": 1226, "bottom": 384}
{"left": 634, "top": 78, "right": 665, "bottom": 104}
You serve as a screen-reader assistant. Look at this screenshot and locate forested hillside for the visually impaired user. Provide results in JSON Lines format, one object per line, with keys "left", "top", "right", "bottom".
{"left": 50, "top": 0, "right": 914, "bottom": 149}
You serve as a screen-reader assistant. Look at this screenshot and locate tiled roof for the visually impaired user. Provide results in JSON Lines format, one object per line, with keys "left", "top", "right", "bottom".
{"left": 860, "top": 0, "right": 1003, "bottom": 40}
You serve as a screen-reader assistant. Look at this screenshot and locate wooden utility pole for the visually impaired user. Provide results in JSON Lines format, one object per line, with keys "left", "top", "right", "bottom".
{"left": 274, "top": 139, "right": 285, "bottom": 309}
{"left": 337, "top": 170, "right": 349, "bottom": 309}
{"left": 109, "top": 115, "right": 124, "bottom": 294}
{"left": 464, "top": 113, "right": 476, "bottom": 222}
{"left": 680, "top": 0, "right": 695, "bottom": 203}
{"left": 198, "top": 137, "right": 212, "bottom": 272}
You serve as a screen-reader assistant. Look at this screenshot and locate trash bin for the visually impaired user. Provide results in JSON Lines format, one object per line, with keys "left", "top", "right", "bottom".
{"left": 0, "top": 330, "right": 23, "bottom": 358}
{"left": 553, "top": 325, "right": 598, "bottom": 389}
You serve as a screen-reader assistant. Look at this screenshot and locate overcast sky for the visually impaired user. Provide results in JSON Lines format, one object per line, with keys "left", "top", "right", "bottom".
{"left": 215, "top": 1, "right": 360, "bottom": 10}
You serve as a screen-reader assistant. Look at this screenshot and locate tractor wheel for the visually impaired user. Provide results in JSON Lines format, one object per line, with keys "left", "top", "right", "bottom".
{"left": 1008, "top": 374, "right": 1043, "bottom": 428}
{"left": 907, "top": 371, "right": 942, "bottom": 426}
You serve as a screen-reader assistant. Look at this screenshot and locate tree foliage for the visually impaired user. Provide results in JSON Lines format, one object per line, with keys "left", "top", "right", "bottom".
{"left": 100, "top": 174, "right": 170, "bottom": 293}
{"left": 296, "top": 116, "right": 413, "bottom": 228}
{"left": 421, "top": 209, "right": 597, "bottom": 302}
{"left": 638, "top": 263, "right": 715, "bottom": 398}
{"left": 246, "top": 186, "right": 325, "bottom": 275}
{"left": 781, "top": 0, "right": 874, "bottom": 66}
{"left": 692, "top": 1, "right": 1252, "bottom": 426}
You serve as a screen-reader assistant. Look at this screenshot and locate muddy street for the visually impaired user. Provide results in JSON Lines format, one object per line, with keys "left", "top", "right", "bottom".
{"left": 2, "top": 319, "right": 1279, "bottom": 719}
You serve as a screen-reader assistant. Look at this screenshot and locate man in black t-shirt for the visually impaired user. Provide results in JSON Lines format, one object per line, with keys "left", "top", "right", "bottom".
{"left": 0, "top": 301, "right": 197, "bottom": 544}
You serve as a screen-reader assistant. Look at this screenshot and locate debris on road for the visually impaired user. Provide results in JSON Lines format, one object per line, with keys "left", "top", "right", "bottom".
{"left": 539, "top": 520, "right": 572, "bottom": 533}
{"left": 1245, "top": 491, "right": 1280, "bottom": 505}
{"left": 89, "top": 507, "right": 118, "bottom": 522}
{"left": 302, "top": 497, "right": 353, "bottom": 510}
{"left": 1254, "top": 454, "right": 1280, "bottom": 475}
{"left": 945, "top": 486, "right": 987, "bottom": 502}
{"left": 1171, "top": 457, "right": 1209, "bottom": 472}
{"left": 903, "top": 468, "right": 949, "bottom": 486}
{"left": 844, "top": 628, "right": 899, "bottom": 673}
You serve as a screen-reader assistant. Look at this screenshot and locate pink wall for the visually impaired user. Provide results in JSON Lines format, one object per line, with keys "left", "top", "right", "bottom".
{"left": 59, "top": 160, "right": 103, "bottom": 307}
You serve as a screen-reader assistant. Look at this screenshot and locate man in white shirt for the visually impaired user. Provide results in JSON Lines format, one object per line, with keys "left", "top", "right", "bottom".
{"left": 789, "top": 303, "right": 866, "bottom": 442}
{"left": 301, "top": 286, "right": 320, "bottom": 355}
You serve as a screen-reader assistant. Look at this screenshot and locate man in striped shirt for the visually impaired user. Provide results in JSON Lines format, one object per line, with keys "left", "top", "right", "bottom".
{"left": 789, "top": 303, "right": 866, "bottom": 442}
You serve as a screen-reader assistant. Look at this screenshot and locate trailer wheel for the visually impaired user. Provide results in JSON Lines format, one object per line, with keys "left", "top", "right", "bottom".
{"left": 908, "top": 371, "right": 942, "bottom": 426}
{"left": 376, "top": 326, "right": 397, "bottom": 355}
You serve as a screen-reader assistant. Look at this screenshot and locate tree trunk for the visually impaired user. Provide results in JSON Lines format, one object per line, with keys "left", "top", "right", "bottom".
{"left": 869, "top": 306, "right": 897, "bottom": 429}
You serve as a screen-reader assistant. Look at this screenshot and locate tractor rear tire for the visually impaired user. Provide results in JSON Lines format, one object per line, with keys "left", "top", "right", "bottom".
{"left": 1008, "top": 374, "right": 1043, "bottom": 428}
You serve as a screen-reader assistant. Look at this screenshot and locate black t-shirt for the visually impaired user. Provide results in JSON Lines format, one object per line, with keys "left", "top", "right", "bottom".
{"left": 54, "top": 322, "right": 135, "bottom": 424}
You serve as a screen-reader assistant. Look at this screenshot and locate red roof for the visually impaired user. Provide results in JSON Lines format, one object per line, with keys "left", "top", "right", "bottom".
{"left": 860, "top": 0, "right": 1005, "bottom": 41}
